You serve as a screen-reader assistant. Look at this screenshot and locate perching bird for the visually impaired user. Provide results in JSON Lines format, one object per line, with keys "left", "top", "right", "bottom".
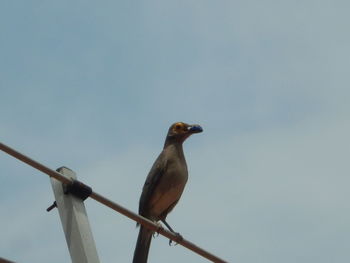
{"left": 132, "top": 122, "right": 203, "bottom": 263}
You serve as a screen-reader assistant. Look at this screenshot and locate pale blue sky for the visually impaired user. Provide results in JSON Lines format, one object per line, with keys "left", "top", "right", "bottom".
{"left": 1, "top": 1, "right": 350, "bottom": 263}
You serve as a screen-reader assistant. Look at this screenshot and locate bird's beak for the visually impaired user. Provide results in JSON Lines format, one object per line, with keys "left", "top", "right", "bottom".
{"left": 188, "top": 124, "right": 203, "bottom": 134}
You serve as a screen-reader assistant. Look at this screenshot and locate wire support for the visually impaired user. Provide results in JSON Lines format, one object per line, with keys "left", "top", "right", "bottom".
{"left": 0, "top": 142, "right": 228, "bottom": 263}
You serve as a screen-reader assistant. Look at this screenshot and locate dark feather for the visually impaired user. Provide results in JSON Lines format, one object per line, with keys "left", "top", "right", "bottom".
{"left": 132, "top": 226, "right": 153, "bottom": 263}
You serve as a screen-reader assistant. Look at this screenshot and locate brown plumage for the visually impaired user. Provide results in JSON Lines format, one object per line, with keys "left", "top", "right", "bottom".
{"left": 132, "top": 122, "right": 203, "bottom": 263}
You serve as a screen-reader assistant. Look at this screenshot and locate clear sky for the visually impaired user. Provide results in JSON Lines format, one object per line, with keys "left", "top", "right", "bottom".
{"left": 1, "top": 1, "right": 349, "bottom": 262}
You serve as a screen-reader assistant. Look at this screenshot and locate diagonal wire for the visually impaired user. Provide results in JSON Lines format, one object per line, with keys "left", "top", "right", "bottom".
{"left": 0, "top": 142, "right": 228, "bottom": 263}
{"left": 0, "top": 257, "right": 16, "bottom": 263}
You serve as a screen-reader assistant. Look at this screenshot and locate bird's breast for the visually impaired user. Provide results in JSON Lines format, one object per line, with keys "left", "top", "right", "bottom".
{"left": 149, "top": 158, "right": 188, "bottom": 218}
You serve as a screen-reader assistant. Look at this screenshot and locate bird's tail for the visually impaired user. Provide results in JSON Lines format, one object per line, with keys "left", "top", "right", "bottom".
{"left": 132, "top": 226, "right": 153, "bottom": 263}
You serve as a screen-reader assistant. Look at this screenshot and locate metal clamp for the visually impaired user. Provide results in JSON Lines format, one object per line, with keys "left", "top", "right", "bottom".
{"left": 64, "top": 180, "right": 92, "bottom": 201}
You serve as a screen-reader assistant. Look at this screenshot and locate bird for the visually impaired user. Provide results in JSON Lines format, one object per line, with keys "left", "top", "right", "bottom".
{"left": 132, "top": 122, "right": 203, "bottom": 263}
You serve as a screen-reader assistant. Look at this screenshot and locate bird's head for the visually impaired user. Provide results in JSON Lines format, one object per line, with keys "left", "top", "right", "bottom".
{"left": 165, "top": 122, "right": 203, "bottom": 146}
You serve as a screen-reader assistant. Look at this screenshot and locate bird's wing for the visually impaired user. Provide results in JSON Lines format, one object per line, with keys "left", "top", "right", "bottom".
{"left": 139, "top": 151, "right": 167, "bottom": 217}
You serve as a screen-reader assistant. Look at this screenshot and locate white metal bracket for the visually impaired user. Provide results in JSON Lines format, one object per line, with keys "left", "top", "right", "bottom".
{"left": 50, "top": 166, "right": 100, "bottom": 263}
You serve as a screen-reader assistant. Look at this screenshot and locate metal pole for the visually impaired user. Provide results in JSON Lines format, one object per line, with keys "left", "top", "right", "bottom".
{"left": 0, "top": 142, "right": 228, "bottom": 263}
{"left": 51, "top": 167, "right": 100, "bottom": 263}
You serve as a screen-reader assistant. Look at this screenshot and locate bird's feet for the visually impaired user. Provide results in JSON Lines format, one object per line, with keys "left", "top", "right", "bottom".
{"left": 153, "top": 222, "right": 164, "bottom": 238}
{"left": 169, "top": 232, "right": 183, "bottom": 246}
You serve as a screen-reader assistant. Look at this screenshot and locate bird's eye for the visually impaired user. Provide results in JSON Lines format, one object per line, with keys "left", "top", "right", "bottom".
{"left": 174, "top": 123, "right": 183, "bottom": 131}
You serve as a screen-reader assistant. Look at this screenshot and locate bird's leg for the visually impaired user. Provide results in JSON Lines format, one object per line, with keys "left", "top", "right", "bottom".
{"left": 161, "top": 219, "right": 183, "bottom": 245}
{"left": 161, "top": 219, "right": 175, "bottom": 232}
